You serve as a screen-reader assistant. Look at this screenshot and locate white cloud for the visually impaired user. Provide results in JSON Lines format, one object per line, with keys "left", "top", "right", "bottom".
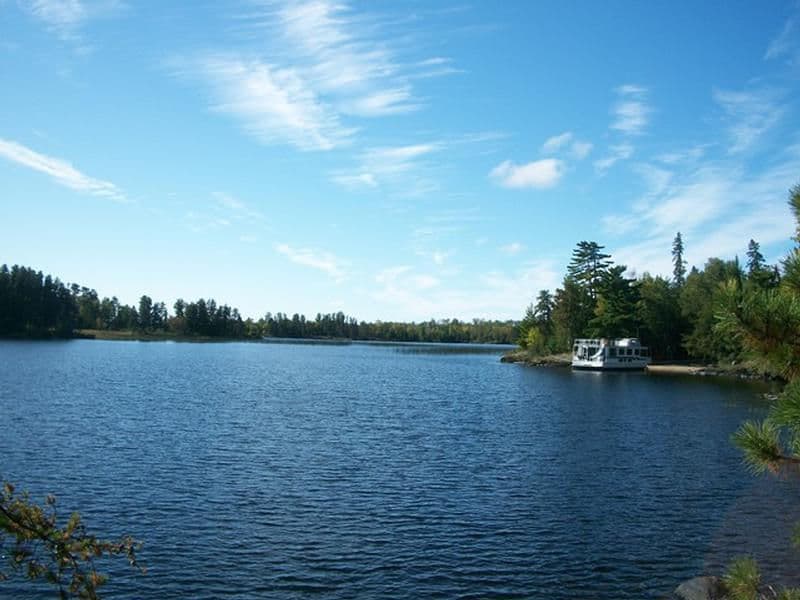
{"left": 342, "top": 86, "right": 419, "bottom": 117}
{"left": 490, "top": 158, "right": 565, "bottom": 189}
{"left": 213, "top": 192, "right": 264, "bottom": 221}
{"left": 0, "top": 137, "right": 124, "bottom": 201}
{"left": 261, "top": 0, "right": 441, "bottom": 116}
{"left": 713, "top": 87, "right": 784, "bottom": 154}
{"left": 191, "top": 54, "right": 353, "bottom": 151}
{"left": 605, "top": 150, "right": 800, "bottom": 277}
{"left": 27, "top": 0, "right": 86, "bottom": 35}
{"left": 542, "top": 131, "right": 592, "bottom": 160}
{"left": 500, "top": 242, "right": 524, "bottom": 256}
{"left": 375, "top": 265, "right": 412, "bottom": 284}
{"left": 542, "top": 131, "right": 573, "bottom": 153}
{"left": 571, "top": 140, "right": 593, "bottom": 160}
{"left": 275, "top": 243, "right": 349, "bottom": 282}
{"left": 176, "top": 1, "right": 457, "bottom": 150}
{"left": 611, "top": 84, "right": 650, "bottom": 135}
{"left": 330, "top": 143, "right": 439, "bottom": 189}
{"left": 633, "top": 163, "right": 673, "bottom": 198}
{"left": 411, "top": 274, "right": 440, "bottom": 290}
{"left": 657, "top": 144, "right": 708, "bottom": 165}
{"left": 25, "top": 0, "right": 124, "bottom": 41}
{"left": 185, "top": 211, "right": 231, "bottom": 233}
{"left": 414, "top": 248, "right": 454, "bottom": 266}
{"left": 370, "top": 260, "right": 560, "bottom": 320}
{"left": 765, "top": 17, "right": 798, "bottom": 62}
{"left": 593, "top": 143, "right": 634, "bottom": 174}
{"left": 330, "top": 172, "right": 378, "bottom": 189}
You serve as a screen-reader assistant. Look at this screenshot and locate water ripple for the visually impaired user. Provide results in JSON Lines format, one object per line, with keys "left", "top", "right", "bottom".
{"left": 0, "top": 340, "right": 796, "bottom": 599}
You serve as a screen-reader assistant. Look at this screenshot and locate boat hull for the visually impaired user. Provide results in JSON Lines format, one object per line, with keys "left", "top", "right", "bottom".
{"left": 571, "top": 362, "right": 649, "bottom": 371}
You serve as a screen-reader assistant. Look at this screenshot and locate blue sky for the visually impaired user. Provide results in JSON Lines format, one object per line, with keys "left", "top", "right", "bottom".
{"left": 2, "top": 1, "right": 800, "bottom": 321}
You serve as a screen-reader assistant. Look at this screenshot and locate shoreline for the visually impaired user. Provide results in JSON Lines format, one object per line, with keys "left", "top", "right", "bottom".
{"left": 501, "top": 349, "right": 780, "bottom": 381}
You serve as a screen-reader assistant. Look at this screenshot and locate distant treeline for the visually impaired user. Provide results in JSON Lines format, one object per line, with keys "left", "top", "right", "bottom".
{"left": 0, "top": 264, "right": 517, "bottom": 344}
{"left": 517, "top": 232, "right": 782, "bottom": 362}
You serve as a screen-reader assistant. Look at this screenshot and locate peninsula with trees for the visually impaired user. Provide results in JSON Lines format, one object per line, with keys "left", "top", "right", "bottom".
{"left": 506, "top": 218, "right": 784, "bottom": 376}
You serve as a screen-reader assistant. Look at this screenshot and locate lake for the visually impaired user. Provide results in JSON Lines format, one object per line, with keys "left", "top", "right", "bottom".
{"left": 1, "top": 340, "right": 798, "bottom": 598}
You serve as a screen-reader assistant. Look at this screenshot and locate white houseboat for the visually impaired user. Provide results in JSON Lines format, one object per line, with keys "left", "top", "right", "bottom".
{"left": 571, "top": 338, "right": 651, "bottom": 370}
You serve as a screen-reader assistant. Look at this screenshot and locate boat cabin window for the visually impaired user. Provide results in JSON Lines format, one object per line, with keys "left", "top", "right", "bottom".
{"left": 608, "top": 347, "right": 617, "bottom": 357}
{"left": 633, "top": 348, "right": 639, "bottom": 356}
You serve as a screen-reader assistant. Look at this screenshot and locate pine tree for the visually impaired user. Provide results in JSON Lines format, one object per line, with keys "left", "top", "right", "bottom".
{"left": 672, "top": 232, "right": 686, "bottom": 287}
{"left": 566, "top": 241, "right": 612, "bottom": 299}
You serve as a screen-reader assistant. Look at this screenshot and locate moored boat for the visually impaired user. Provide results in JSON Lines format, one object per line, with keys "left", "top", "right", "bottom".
{"left": 571, "top": 338, "right": 651, "bottom": 370}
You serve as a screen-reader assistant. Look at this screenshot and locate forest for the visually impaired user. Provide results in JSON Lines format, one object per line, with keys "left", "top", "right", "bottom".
{"left": 1, "top": 183, "right": 793, "bottom": 357}
{"left": 517, "top": 219, "right": 784, "bottom": 365}
{"left": 0, "top": 265, "right": 517, "bottom": 344}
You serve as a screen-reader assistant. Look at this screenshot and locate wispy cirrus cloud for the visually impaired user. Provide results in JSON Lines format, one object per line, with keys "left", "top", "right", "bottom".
{"left": 500, "top": 242, "right": 524, "bottom": 256}
{"left": 24, "top": 0, "right": 125, "bottom": 41}
{"left": 611, "top": 84, "right": 650, "bottom": 136}
{"left": 765, "top": 14, "right": 800, "bottom": 64}
{"left": 713, "top": 87, "right": 784, "bottom": 154}
{"left": 275, "top": 242, "right": 349, "bottom": 282}
{"left": 541, "top": 131, "right": 593, "bottom": 159}
{"left": 213, "top": 191, "right": 264, "bottom": 221}
{"left": 604, "top": 147, "right": 800, "bottom": 277}
{"left": 179, "top": 1, "right": 456, "bottom": 151}
{"left": 371, "top": 260, "right": 560, "bottom": 320}
{"left": 594, "top": 143, "right": 634, "bottom": 175}
{"left": 187, "top": 54, "right": 354, "bottom": 151}
{"left": 330, "top": 142, "right": 440, "bottom": 189}
{"left": 0, "top": 137, "right": 124, "bottom": 201}
{"left": 541, "top": 132, "right": 573, "bottom": 154}
{"left": 490, "top": 158, "right": 565, "bottom": 189}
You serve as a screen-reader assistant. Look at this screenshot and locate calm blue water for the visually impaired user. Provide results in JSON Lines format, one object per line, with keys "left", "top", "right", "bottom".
{"left": 1, "top": 340, "right": 798, "bottom": 599}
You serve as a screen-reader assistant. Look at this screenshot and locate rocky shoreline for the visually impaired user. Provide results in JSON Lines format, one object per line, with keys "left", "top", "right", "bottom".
{"left": 666, "top": 574, "right": 793, "bottom": 600}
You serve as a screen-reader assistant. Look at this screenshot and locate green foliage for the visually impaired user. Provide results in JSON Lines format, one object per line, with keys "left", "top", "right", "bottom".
{"left": 672, "top": 231, "right": 686, "bottom": 287}
{"left": 724, "top": 183, "right": 800, "bottom": 593}
{"left": 723, "top": 556, "right": 760, "bottom": 600}
{"left": 551, "top": 277, "right": 594, "bottom": 351}
{"left": 517, "top": 304, "right": 537, "bottom": 348}
{"left": 778, "top": 589, "right": 800, "bottom": 600}
{"left": 770, "top": 380, "right": 800, "bottom": 430}
{"left": 0, "top": 482, "right": 143, "bottom": 598}
{"left": 0, "top": 265, "right": 78, "bottom": 336}
{"left": 716, "top": 275, "right": 800, "bottom": 381}
{"left": 680, "top": 258, "right": 745, "bottom": 362}
{"left": 636, "top": 274, "right": 685, "bottom": 360}
{"left": 588, "top": 265, "right": 639, "bottom": 338}
{"left": 567, "top": 241, "right": 612, "bottom": 299}
{"left": 731, "top": 421, "right": 783, "bottom": 474}
{"left": 0, "top": 263, "right": 516, "bottom": 344}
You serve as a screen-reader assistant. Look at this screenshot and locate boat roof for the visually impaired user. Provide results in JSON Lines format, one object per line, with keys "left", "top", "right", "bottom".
{"left": 573, "top": 338, "right": 646, "bottom": 347}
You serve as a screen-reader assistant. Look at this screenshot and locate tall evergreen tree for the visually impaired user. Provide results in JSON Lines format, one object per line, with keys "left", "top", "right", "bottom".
{"left": 552, "top": 277, "right": 594, "bottom": 349}
{"left": 588, "top": 265, "right": 639, "bottom": 338}
{"left": 566, "top": 241, "right": 612, "bottom": 299}
{"left": 534, "top": 290, "right": 554, "bottom": 325}
{"left": 137, "top": 295, "right": 153, "bottom": 331}
{"left": 672, "top": 231, "right": 686, "bottom": 287}
{"left": 745, "top": 239, "right": 765, "bottom": 275}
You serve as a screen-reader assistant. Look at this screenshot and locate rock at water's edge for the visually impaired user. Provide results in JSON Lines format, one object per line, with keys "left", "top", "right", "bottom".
{"left": 674, "top": 576, "right": 726, "bottom": 600}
